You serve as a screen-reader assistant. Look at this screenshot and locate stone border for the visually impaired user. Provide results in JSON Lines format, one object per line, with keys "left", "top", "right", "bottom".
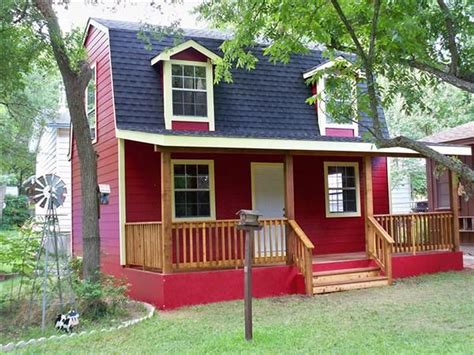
{"left": 1, "top": 301, "right": 155, "bottom": 352}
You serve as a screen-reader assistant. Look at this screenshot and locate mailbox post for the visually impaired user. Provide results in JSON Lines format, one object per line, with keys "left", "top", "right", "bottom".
{"left": 236, "top": 209, "right": 262, "bottom": 341}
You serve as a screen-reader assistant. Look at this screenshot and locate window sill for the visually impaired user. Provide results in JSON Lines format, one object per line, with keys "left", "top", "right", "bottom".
{"left": 325, "top": 211, "right": 361, "bottom": 218}
{"left": 172, "top": 216, "right": 216, "bottom": 223}
{"left": 172, "top": 116, "right": 210, "bottom": 122}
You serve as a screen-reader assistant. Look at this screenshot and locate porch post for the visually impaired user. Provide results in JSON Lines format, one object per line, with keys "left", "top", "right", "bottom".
{"left": 161, "top": 150, "right": 173, "bottom": 273}
{"left": 449, "top": 170, "right": 460, "bottom": 252}
{"left": 284, "top": 154, "right": 295, "bottom": 264}
{"left": 364, "top": 156, "right": 374, "bottom": 255}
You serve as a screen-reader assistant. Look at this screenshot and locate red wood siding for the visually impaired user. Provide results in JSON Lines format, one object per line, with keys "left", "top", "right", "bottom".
{"left": 125, "top": 141, "right": 161, "bottom": 222}
{"left": 325, "top": 128, "right": 355, "bottom": 137}
{"left": 171, "top": 121, "right": 209, "bottom": 131}
{"left": 294, "top": 156, "right": 366, "bottom": 254}
{"left": 124, "top": 148, "right": 374, "bottom": 255}
{"left": 170, "top": 47, "right": 209, "bottom": 62}
{"left": 72, "top": 24, "right": 120, "bottom": 273}
{"left": 371, "top": 157, "right": 390, "bottom": 214}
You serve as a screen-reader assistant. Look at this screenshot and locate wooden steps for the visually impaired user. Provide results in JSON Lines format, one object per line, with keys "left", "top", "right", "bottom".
{"left": 312, "top": 266, "right": 389, "bottom": 295}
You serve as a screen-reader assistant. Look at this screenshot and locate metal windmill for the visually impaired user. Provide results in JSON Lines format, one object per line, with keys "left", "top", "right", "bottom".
{"left": 23, "top": 174, "right": 74, "bottom": 330}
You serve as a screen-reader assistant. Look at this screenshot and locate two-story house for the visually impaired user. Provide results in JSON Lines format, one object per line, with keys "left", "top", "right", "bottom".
{"left": 70, "top": 19, "right": 470, "bottom": 309}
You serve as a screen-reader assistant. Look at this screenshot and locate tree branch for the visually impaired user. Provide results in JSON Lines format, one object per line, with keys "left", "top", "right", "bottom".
{"left": 436, "top": 0, "right": 459, "bottom": 76}
{"left": 376, "top": 135, "right": 474, "bottom": 186}
{"left": 368, "top": 0, "right": 380, "bottom": 65}
{"left": 329, "top": 0, "right": 368, "bottom": 65}
{"left": 408, "top": 59, "right": 474, "bottom": 93}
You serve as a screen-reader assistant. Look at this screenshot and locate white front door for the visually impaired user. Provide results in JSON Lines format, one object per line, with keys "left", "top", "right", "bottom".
{"left": 251, "top": 163, "right": 285, "bottom": 256}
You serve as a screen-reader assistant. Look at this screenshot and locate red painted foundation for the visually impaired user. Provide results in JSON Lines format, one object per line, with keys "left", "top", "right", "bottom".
{"left": 121, "top": 251, "right": 463, "bottom": 310}
{"left": 391, "top": 251, "right": 463, "bottom": 278}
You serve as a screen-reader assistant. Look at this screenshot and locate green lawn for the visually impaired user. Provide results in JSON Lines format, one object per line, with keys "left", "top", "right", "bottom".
{"left": 12, "top": 270, "right": 474, "bottom": 354}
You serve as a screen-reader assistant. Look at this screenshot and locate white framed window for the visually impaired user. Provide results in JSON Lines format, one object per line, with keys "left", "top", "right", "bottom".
{"left": 163, "top": 60, "right": 215, "bottom": 130}
{"left": 171, "top": 159, "right": 216, "bottom": 221}
{"left": 317, "top": 75, "right": 358, "bottom": 136}
{"left": 85, "top": 64, "right": 97, "bottom": 143}
{"left": 324, "top": 162, "right": 361, "bottom": 218}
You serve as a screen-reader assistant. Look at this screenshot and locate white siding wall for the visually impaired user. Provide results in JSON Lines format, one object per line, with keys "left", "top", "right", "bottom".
{"left": 391, "top": 179, "right": 412, "bottom": 213}
{"left": 35, "top": 126, "right": 71, "bottom": 233}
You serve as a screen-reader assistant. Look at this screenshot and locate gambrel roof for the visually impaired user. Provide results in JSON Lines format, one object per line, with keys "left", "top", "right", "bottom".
{"left": 92, "top": 18, "right": 389, "bottom": 142}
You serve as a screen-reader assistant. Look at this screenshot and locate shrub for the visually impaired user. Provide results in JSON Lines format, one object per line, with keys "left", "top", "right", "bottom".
{"left": 1, "top": 195, "right": 31, "bottom": 228}
{"left": 71, "top": 258, "right": 129, "bottom": 320}
{"left": 0, "top": 222, "right": 40, "bottom": 274}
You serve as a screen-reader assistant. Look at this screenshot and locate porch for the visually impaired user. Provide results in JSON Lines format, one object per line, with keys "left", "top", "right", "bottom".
{"left": 119, "top": 142, "right": 461, "bottom": 296}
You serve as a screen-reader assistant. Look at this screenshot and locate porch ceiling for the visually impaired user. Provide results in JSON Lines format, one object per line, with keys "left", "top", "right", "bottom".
{"left": 116, "top": 129, "right": 471, "bottom": 157}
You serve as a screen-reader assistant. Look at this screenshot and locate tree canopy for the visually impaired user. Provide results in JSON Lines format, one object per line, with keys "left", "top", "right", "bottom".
{"left": 198, "top": 0, "right": 474, "bottom": 187}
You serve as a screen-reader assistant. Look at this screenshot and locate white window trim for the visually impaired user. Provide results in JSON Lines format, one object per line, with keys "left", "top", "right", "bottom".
{"left": 171, "top": 159, "right": 216, "bottom": 222}
{"left": 85, "top": 63, "right": 98, "bottom": 144}
{"left": 163, "top": 59, "right": 215, "bottom": 131}
{"left": 151, "top": 39, "right": 221, "bottom": 65}
{"left": 324, "top": 161, "right": 361, "bottom": 218}
{"left": 317, "top": 75, "right": 359, "bottom": 137}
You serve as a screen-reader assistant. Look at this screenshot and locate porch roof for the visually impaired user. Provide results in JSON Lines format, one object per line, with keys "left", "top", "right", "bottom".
{"left": 116, "top": 129, "right": 472, "bottom": 157}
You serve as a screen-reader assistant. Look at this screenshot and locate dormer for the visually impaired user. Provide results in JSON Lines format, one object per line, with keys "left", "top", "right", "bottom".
{"left": 151, "top": 40, "right": 221, "bottom": 131}
{"left": 303, "top": 57, "right": 359, "bottom": 138}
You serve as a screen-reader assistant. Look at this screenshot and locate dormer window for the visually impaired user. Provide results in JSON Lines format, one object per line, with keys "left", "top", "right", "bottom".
{"left": 303, "top": 57, "right": 359, "bottom": 137}
{"left": 150, "top": 40, "right": 221, "bottom": 132}
{"left": 172, "top": 64, "right": 207, "bottom": 117}
{"left": 318, "top": 74, "right": 358, "bottom": 136}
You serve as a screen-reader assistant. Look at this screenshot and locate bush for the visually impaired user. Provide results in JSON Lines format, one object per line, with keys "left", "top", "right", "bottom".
{"left": 1, "top": 195, "right": 31, "bottom": 228}
{"left": 0, "top": 222, "right": 40, "bottom": 274}
{"left": 71, "top": 258, "right": 129, "bottom": 320}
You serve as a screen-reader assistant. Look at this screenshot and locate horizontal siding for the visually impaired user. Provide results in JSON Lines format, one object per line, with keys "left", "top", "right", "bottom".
{"left": 35, "top": 127, "right": 72, "bottom": 233}
{"left": 372, "top": 157, "right": 390, "bottom": 215}
{"left": 72, "top": 25, "right": 119, "bottom": 265}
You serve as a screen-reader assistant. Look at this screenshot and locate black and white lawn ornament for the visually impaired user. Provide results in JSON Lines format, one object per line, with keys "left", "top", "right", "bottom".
{"left": 55, "top": 310, "right": 80, "bottom": 333}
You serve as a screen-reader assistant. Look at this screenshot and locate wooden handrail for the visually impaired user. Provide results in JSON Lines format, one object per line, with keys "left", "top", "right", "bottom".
{"left": 374, "top": 212, "right": 454, "bottom": 253}
{"left": 367, "top": 217, "right": 393, "bottom": 284}
{"left": 171, "top": 218, "right": 288, "bottom": 271}
{"left": 368, "top": 217, "right": 395, "bottom": 244}
{"left": 288, "top": 220, "right": 315, "bottom": 249}
{"left": 124, "top": 222, "right": 163, "bottom": 271}
{"left": 288, "top": 220, "right": 314, "bottom": 296}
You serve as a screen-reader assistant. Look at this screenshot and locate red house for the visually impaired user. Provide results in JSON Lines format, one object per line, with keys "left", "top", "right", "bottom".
{"left": 423, "top": 122, "right": 474, "bottom": 245}
{"left": 71, "top": 19, "right": 470, "bottom": 310}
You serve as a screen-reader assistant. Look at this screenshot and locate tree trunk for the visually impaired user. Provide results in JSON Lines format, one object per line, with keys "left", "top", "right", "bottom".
{"left": 33, "top": 0, "right": 100, "bottom": 282}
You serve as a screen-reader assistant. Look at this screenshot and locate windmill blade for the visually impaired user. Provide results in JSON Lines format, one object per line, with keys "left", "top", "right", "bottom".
{"left": 39, "top": 196, "right": 48, "bottom": 208}
{"left": 37, "top": 176, "right": 47, "bottom": 189}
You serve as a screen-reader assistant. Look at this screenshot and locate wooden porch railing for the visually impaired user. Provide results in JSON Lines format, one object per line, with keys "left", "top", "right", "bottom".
{"left": 171, "top": 218, "right": 288, "bottom": 271}
{"left": 288, "top": 220, "right": 314, "bottom": 295}
{"left": 125, "top": 222, "right": 163, "bottom": 271}
{"left": 374, "top": 212, "right": 454, "bottom": 254}
{"left": 367, "top": 217, "right": 394, "bottom": 284}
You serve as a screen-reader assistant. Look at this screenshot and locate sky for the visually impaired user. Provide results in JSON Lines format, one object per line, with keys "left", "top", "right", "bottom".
{"left": 54, "top": 0, "right": 206, "bottom": 32}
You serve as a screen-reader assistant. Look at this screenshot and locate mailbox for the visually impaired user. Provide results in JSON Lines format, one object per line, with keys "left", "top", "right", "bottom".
{"left": 98, "top": 184, "right": 111, "bottom": 205}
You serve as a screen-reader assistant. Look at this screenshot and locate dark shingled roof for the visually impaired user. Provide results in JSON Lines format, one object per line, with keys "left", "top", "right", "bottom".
{"left": 92, "top": 18, "right": 388, "bottom": 141}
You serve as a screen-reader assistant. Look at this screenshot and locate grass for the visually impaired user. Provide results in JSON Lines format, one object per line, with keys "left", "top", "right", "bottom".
{"left": 0, "top": 301, "right": 147, "bottom": 345}
{"left": 10, "top": 270, "right": 474, "bottom": 354}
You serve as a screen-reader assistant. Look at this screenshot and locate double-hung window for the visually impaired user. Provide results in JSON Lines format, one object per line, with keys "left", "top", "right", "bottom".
{"left": 85, "top": 65, "right": 97, "bottom": 142}
{"left": 324, "top": 162, "right": 360, "bottom": 217}
{"left": 172, "top": 64, "right": 207, "bottom": 117}
{"left": 172, "top": 160, "right": 215, "bottom": 220}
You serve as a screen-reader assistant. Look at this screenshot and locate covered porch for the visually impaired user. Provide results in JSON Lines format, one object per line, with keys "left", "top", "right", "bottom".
{"left": 119, "top": 141, "right": 462, "bottom": 295}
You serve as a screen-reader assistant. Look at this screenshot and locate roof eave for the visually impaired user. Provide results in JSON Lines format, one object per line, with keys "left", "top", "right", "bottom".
{"left": 116, "top": 129, "right": 472, "bottom": 157}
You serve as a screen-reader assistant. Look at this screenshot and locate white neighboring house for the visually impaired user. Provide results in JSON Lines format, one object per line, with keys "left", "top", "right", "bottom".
{"left": 388, "top": 157, "right": 413, "bottom": 214}
{"left": 35, "top": 105, "right": 71, "bottom": 235}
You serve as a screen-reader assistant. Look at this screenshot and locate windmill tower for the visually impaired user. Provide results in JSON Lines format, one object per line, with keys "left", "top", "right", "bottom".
{"left": 23, "top": 174, "right": 74, "bottom": 330}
